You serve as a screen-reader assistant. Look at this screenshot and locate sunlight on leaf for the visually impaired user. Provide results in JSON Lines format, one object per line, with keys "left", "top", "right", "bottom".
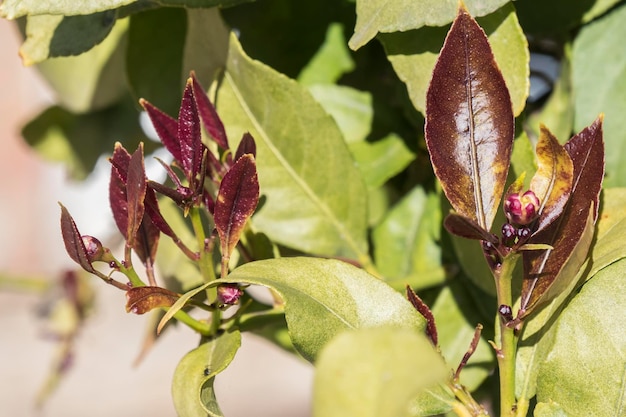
{"left": 126, "top": 286, "right": 179, "bottom": 314}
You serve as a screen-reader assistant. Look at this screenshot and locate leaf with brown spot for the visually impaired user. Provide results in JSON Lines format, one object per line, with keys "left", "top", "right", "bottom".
{"left": 214, "top": 154, "right": 260, "bottom": 264}
{"left": 519, "top": 118, "right": 604, "bottom": 319}
{"left": 530, "top": 126, "right": 573, "bottom": 232}
{"left": 126, "top": 286, "right": 180, "bottom": 315}
{"left": 425, "top": 6, "right": 514, "bottom": 233}
{"left": 59, "top": 203, "right": 96, "bottom": 274}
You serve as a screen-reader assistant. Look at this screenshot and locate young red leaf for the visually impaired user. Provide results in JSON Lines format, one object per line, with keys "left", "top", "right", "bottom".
{"left": 444, "top": 212, "right": 499, "bottom": 244}
{"left": 234, "top": 132, "right": 257, "bottom": 162}
{"left": 140, "top": 99, "right": 181, "bottom": 163}
{"left": 191, "top": 72, "right": 229, "bottom": 151}
{"left": 425, "top": 6, "right": 514, "bottom": 233}
{"left": 519, "top": 118, "right": 604, "bottom": 319}
{"left": 529, "top": 126, "right": 573, "bottom": 232}
{"left": 126, "top": 145, "right": 148, "bottom": 245}
{"left": 178, "top": 79, "right": 203, "bottom": 182}
{"left": 110, "top": 143, "right": 131, "bottom": 239}
{"left": 214, "top": 154, "right": 260, "bottom": 266}
{"left": 126, "top": 286, "right": 180, "bottom": 315}
{"left": 59, "top": 203, "right": 96, "bottom": 274}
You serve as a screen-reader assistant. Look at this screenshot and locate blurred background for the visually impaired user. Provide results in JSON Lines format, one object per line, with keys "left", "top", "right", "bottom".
{"left": 0, "top": 18, "right": 313, "bottom": 417}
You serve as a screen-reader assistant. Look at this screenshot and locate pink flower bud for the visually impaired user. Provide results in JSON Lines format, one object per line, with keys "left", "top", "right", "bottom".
{"left": 504, "top": 191, "right": 540, "bottom": 225}
{"left": 81, "top": 235, "right": 104, "bottom": 262}
{"left": 216, "top": 284, "right": 243, "bottom": 305}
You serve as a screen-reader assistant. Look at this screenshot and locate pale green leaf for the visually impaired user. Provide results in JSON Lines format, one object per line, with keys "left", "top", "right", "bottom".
{"left": 373, "top": 187, "right": 445, "bottom": 290}
{"left": 536, "top": 259, "right": 626, "bottom": 417}
{"left": 313, "top": 327, "right": 448, "bottom": 417}
{"left": 349, "top": 133, "right": 415, "bottom": 188}
{"left": 308, "top": 84, "right": 373, "bottom": 144}
{"left": 19, "top": 11, "right": 116, "bottom": 65}
{"left": 157, "top": 281, "right": 210, "bottom": 334}
{"left": 381, "top": 3, "right": 528, "bottom": 116}
{"left": 298, "top": 22, "right": 355, "bottom": 86}
{"left": 573, "top": 2, "right": 626, "bottom": 187}
{"left": 0, "top": 0, "right": 136, "bottom": 19}
{"left": 511, "top": 130, "right": 537, "bottom": 183}
{"left": 582, "top": 0, "right": 623, "bottom": 23}
{"left": 586, "top": 188, "right": 626, "bottom": 278}
{"left": 216, "top": 34, "right": 369, "bottom": 261}
{"left": 349, "top": 0, "right": 509, "bottom": 50}
{"left": 450, "top": 233, "right": 496, "bottom": 295}
{"left": 156, "top": 0, "right": 255, "bottom": 7}
{"left": 33, "top": 17, "right": 128, "bottom": 113}
{"left": 214, "top": 257, "right": 426, "bottom": 362}
{"left": 432, "top": 284, "right": 494, "bottom": 391}
{"left": 172, "top": 330, "right": 241, "bottom": 417}
{"left": 534, "top": 401, "right": 569, "bottom": 417}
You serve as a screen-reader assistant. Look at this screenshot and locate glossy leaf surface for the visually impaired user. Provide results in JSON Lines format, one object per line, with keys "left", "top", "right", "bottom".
{"left": 425, "top": 6, "right": 514, "bottom": 232}
{"left": 313, "top": 327, "right": 448, "bottom": 417}
{"left": 216, "top": 34, "right": 368, "bottom": 261}
{"left": 536, "top": 260, "right": 626, "bottom": 416}
{"left": 382, "top": 3, "right": 528, "bottom": 116}
{"left": 529, "top": 126, "right": 573, "bottom": 232}
{"left": 172, "top": 330, "right": 241, "bottom": 417}
{"left": 125, "top": 286, "right": 179, "bottom": 314}
{"left": 191, "top": 74, "right": 228, "bottom": 151}
{"left": 59, "top": 204, "right": 96, "bottom": 274}
{"left": 214, "top": 154, "right": 259, "bottom": 262}
{"left": 214, "top": 257, "right": 426, "bottom": 362}
{"left": 520, "top": 118, "right": 604, "bottom": 317}
{"left": 349, "top": 0, "right": 508, "bottom": 50}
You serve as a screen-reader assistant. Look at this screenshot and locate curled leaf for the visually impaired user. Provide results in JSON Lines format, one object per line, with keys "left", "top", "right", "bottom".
{"left": 425, "top": 6, "right": 514, "bottom": 232}
{"left": 126, "top": 286, "right": 179, "bottom": 315}
{"left": 214, "top": 154, "right": 260, "bottom": 265}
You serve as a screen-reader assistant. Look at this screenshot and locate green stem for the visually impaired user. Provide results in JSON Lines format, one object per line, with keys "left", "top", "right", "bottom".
{"left": 171, "top": 309, "right": 212, "bottom": 335}
{"left": 189, "top": 206, "right": 221, "bottom": 335}
{"left": 495, "top": 254, "right": 520, "bottom": 417}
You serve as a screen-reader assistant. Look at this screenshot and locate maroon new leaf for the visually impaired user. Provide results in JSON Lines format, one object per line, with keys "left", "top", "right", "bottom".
{"left": 234, "top": 132, "right": 257, "bottom": 162}
{"left": 425, "top": 6, "right": 514, "bottom": 233}
{"left": 214, "top": 154, "right": 260, "bottom": 266}
{"left": 444, "top": 212, "right": 499, "bottom": 244}
{"left": 110, "top": 143, "right": 131, "bottom": 239}
{"left": 191, "top": 72, "right": 229, "bottom": 151}
{"left": 519, "top": 117, "right": 604, "bottom": 319}
{"left": 406, "top": 286, "right": 438, "bottom": 346}
{"left": 178, "top": 79, "right": 203, "bottom": 183}
{"left": 126, "top": 145, "right": 148, "bottom": 246}
{"left": 140, "top": 99, "right": 181, "bottom": 163}
{"left": 59, "top": 203, "right": 96, "bottom": 274}
{"left": 126, "top": 286, "right": 179, "bottom": 314}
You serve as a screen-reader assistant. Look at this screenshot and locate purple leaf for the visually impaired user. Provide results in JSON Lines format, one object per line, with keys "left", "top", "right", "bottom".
{"left": 177, "top": 79, "right": 203, "bottom": 182}
{"left": 140, "top": 99, "right": 181, "bottom": 163}
{"left": 234, "top": 132, "right": 257, "bottom": 162}
{"left": 191, "top": 72, "right": 229, "bottom": 151}
{"left": 444, "top": 212, "right": 499, "bottom": 244}
{"left": 59, "top": 203, "right": 96, "bottom": 274}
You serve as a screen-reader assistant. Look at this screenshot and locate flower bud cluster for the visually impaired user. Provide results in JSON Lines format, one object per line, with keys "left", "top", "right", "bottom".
{"left": 504, "top": 190, "right": 540, "bottom": 226}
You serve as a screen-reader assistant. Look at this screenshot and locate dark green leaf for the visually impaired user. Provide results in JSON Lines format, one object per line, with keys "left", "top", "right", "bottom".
{"left": 172, "top": 330, "right": 241, "bottom": 417}
{"left": 214, "top": 154, "right": 259, "bottom": 263}
{"left": 214, "top": 257, "right": 426, "bottom": 362}
{"left": 425, "top": 6, "right": 514, "bottom": 232}
{"left": 125, "top": 286, "right": 179, "bottom": 314}
{"left": 313, "top": 328, "right": 448, "bottom": 417}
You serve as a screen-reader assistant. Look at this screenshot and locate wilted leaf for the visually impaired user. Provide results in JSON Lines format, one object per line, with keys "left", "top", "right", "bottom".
{"left": 213, "top": 257, "right": 426, "bottom": 362}
{"left": 126, "top": 286, "right": 179, "bottom": 314}
{"left": 313, "top": 327, "right": 448, "bottom": 417}
{"left": 425, "top": 6, "right": 514, "bottom": 232}
{"left": 349, "top": 0, "right": 509, "bottom": 50}
{"left": 536, "top": 259, "right": 626, "bottom": 416}
{"left": 59, "top": 204, "right": 96, "bottom": 274}
{"left": 214, "top": 154, "right": 259, "bottom": 264}
{"left": 520, "top": 118, "right": 604, "bottom": 318}
{"left": 172, "top": 330, "right": 241, "bottom": 417}
{"left": 216, "top": 34, "right": 369, "bottom": 261}
{"left": 530, "top": 126, "right": 573, "bottom": 232}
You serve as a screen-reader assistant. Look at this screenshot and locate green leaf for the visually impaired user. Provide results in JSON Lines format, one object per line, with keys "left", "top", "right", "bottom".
{"left": 373, "top": 187, "right": 445, "bottom": 290}
{"left": 215, "top": 257, "right": 426, "bottom": 362}
{"left": 33, "top": 17, "right": 128, "bottom": 113}
{"left": 19, "top": 11, "right": 116, "bottom": 65}
{"left": 349, "top": 133, "right": 415, "bottom": 188}
{"left": 431, "top": 283, "right": 494, "bottom": 391}
{"left": 0, "top": 0, "right": 135, "bottom": 18}
{"left": 381, "top": 3, "right": 528, "bottom": 117}
{"left": 127, "top": 7, "right": 187, "bottom": 117}
{"left": 22, "top": 97, "right": 149, "bottom": 179}
{"left": 308, "top": 85, "right": 373, "bottom": 144}
{"left": 572, "top": 2, "right": 626, "bottom": 187}
{"left": 589, "top": 188, "right": 626, "bottom": 277}
{"left": 534, "top": 401, "right": 569, "bottom": 417}
{"left": 511, "top": 130, "right": 537, "bottom": 183}
{"left": 172, "top": 330, "right": 241, "bottom": 417}
{"left": 216, "top": 34, "right": 369, "bottom": 261}
{"left": 313, "top": 327, "right": 448, "bottom": 417}
{"left": 298, "top": 22, "right": 355, "bottom": 86}
{"left": 425, "top": 6, "right": 514, "bottom": 233}
{"left": 156, "top": 0, "right": 255, "bottom": 7}
{"left": 349, "top": 0, "right": 509, "bottom": 50}
{"left": 535, "top": 259, "right": 626, "bottom": 416}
